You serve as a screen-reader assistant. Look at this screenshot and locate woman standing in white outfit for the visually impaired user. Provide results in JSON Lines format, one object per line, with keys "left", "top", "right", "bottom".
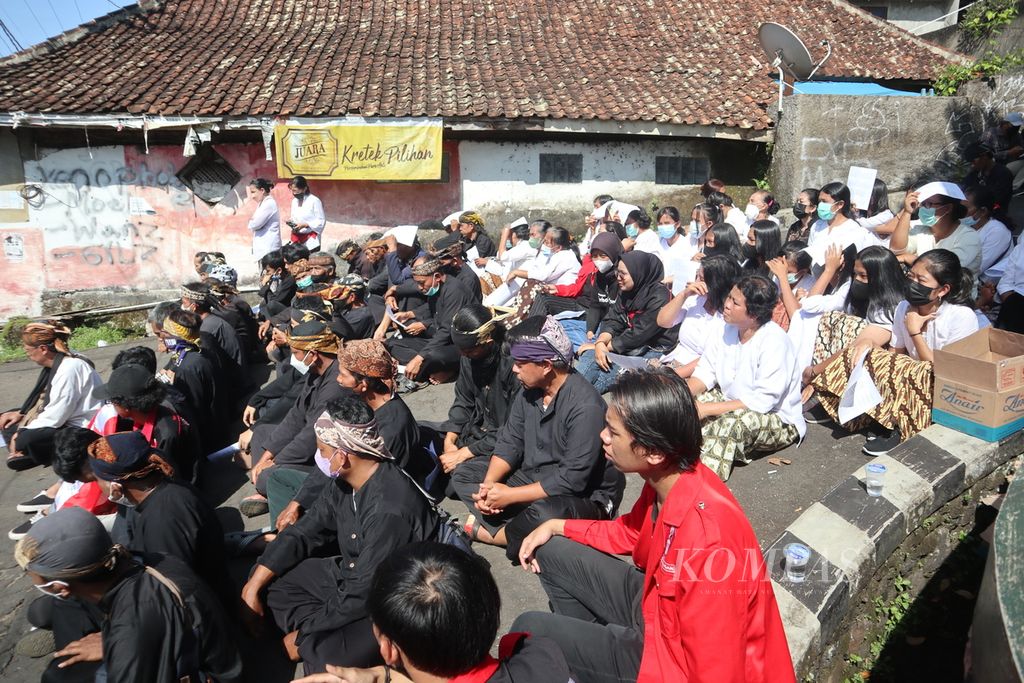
{"left": 246, "top": 178, "right": 282, "bottom": 260}
{"left": 287, "top": 175, "right": 326, "bottom": 252}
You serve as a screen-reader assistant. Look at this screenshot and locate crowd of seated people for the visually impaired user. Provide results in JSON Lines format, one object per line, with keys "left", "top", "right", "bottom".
{"left": 4, "top": 129, "right": 1023, "bottom": 681}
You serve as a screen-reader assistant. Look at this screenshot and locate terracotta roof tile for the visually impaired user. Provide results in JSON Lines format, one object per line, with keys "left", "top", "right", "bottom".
{"left": 0, "top": 0, "right": 962, "bottom": 130}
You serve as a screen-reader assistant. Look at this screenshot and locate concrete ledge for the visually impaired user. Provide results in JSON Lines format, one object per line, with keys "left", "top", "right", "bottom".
{"left": 771, "top": 425, "right": 1024, "bottom": 675}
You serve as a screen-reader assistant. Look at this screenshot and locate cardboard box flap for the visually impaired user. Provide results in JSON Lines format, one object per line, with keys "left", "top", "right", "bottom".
{"left": 934, "top": 328, "right": 1024, "bottom": 391}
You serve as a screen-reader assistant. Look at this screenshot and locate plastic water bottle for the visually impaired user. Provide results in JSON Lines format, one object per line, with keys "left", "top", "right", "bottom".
{"left": 865, "top": 463, "right": 887, "bottom": 497}
{"left": 784, "top": 543, "right": 810, "bottom": 583}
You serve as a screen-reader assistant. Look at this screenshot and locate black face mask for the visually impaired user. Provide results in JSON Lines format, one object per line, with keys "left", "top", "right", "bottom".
{"left": 793, "top": 203, "right": 808, "bottom": 219}
{"left": 907, "top": 280, "right": 937, "bottom": 307}
{"left": 848, "top": 278, "right": 870, "bottom": 302}
{"left": 741, "top": 243, "right": 758, "bottom": 262}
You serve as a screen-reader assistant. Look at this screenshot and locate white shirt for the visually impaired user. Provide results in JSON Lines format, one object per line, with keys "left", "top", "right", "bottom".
{"left": 25, "top": 357, "right": 102, "bottom": 431}
{"left": 495, "top": 240, "right": 538, "bottom": 273}
{"left": 905, "top": 222, "right": 983, "bottom": 274}
{"left": 859, "top": 210, "right": 895, "bottom": 247}
{"left": 692, "top": 321, "right": 806, "bottom": 437}
{"left": 658, "top": 235, "right": 698, "bottom": 284}
{"left": 289, "top": 193, "right": 326, "bottom": 251}
{"left": 807, "top": 217, "right": 879, "bottom": 264}
{"left": 660, "top": 295, "right": 725, "bottom": 365}
{"left": 890, "top": 300, "right": 982, "bottom": 361}
{"left": 248, "top": 196, "right": 283, "bottom": 259}
{"left": 527, "top": 249, "right": 581, "bottom": 286}
{"left": 633, "top": 229, "right": 662, "bottom": 255}
{"left": 996, "top": 239, "right": 1024, "bottom": 299}
{"left": 975, "top": 218, "right": 1012, "bottom": 274}
{"left": 725, "top": 207, "right": 748, "bottom": 238}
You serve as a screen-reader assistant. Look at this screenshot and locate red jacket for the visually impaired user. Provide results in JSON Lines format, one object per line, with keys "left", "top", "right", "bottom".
{"left": 553, "top": 255, "right": 597, "bottom": 298}
{"left": 564, "top": 463, "right": 795, "bottom": 683}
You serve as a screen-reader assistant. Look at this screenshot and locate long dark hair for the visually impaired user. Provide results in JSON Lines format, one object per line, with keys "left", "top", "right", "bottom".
{"left": 867, "top": 179, "right": 889, "bottom": 216}
{"left": 745, "top": 220, "right": 783, "bottom": 272}
{"left": 706, "top": 222, "right": 742, "bottom": 262}
{"left": 700, "top": 255, "right": 742, "bottom": 312}
{"left": 819, "top": 182, "right": 855, "bottom": 219}
{"left": 916, "top": 249, "right": 975, "bottom": 307}
{"left": 845, "top": 246, "right": 907, "bottom": 324}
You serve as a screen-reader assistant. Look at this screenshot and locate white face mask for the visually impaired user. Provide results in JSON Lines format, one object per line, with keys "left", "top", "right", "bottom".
{"left": 690, "top": 220, "right": 702, "bottom": 235}
{"left": 290, "top": 351, "right": 312, "bottom": 375}
{"left": 593, "top": 258, "right": 614, "bottom": 274}
{"left": 34, "top": 580, "right": 70, "bottom": 601}
{"left": 107, "top": 483, "right": 136, "bottom": 508}
{"left": 744, "top": 204, "right": 760, "bottom": 221}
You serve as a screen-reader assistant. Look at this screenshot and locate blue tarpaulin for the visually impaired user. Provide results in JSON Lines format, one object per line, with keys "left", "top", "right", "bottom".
{"left": 790, "top": 81, "right": 927, "bottom": 96}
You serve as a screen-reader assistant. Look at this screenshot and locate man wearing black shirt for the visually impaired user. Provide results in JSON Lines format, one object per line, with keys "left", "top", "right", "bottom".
{"left": 451, "top": 316, "right": 625, "bottom": 561}
{"left": 241, "top": 397, "right": 439, "bottom": 674}
{"left": 16, "top": 507, "right": 242, "bottom": 683}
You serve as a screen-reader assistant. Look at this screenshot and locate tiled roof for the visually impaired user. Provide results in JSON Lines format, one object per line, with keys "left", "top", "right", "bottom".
{"left": 0, "top": 0, "right": 962, "bottom": 131}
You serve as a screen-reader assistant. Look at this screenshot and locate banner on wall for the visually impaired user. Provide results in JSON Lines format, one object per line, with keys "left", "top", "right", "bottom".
{"left": 274, "top": 117, "right": 443, "bottom": 181}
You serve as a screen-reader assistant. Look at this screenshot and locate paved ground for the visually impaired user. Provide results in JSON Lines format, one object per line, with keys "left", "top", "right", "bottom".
{"left": 0, "top": 338, "right": 866, "bottom": 681}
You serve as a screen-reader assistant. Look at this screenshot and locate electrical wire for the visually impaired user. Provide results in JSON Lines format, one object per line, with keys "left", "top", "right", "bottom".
{"left": 45, "top": 0, "right": 64, "bottom": 33}
{"left": 72, "top": 0, "right": 84, "bottom": 23}
{"left": 0, "top": 32, "right": 14, "bottom": 55}
{"left": 20, "top": 0, "right": 49, "bottom": 40}
{"left": 0, "top": 8, "right": 26, "bottom": 51}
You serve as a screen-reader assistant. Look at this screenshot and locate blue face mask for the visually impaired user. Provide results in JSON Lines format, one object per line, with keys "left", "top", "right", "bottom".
{"left": 625, "top": 224, "right": 639, "bottom": 239}
{"left": 425, "top": 284, "right": 440, "bottom": 297}
{"left": 657, "top": 224, "right": 677, "bottom": 240}
{"left": 505, "top": 240, "right": 513, "bottom": 249}
{"left": 817, "top": 202, "right": 836, "bottom": 221}
{"left": 296, "top": 275, "right": 314, "bottom": 288}
{"left": 918, "top": 206, "right": 939, "bottom": 227}
{"left": 960, "top": 215, "right": 977, "bottom": 228}
{"left": 540, "top": 245, "right": 553, "bottom": 257}
{"left": 164, "top": 338, "right": 181, "bottom": 352}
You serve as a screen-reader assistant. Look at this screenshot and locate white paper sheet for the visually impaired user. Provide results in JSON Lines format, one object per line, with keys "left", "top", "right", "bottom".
{"left": 385, "top": 304, "right": 409, "bottom": 331}
{"left": 606, "top": 353, "right": 653, "bottom": 371}
{"left": 838, "top": 351, "right": 883, "bottom": 424}
{"left": 465, "top": 246, "right": 480, "bottom": 261}
{"left": 483, "top": 279, "right": 520, "bottom": 306}
{"left": 552, "top": 309, "right": 584, "bottom": 320}
{"left": 846, "top": 166, "right": 877, "bottom": 213}
{"left": 485, "top": 260, "right": 506, "bottom": 277}
{"left": 0, "top": 190, "right": 24, "bottom": 210}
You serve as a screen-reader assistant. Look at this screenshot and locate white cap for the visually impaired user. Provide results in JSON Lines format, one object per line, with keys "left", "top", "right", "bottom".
{"left": 916, "top": 181, "right": 965, "bottom": 203}
{"left": 385, "top": 225, "right": 418, "bottom": 247}
{"left": 510, "top": 216, "right": 529, "bottom": 229}
{"left": 1002, "top": 112, "right": 1024, "bottom": 127}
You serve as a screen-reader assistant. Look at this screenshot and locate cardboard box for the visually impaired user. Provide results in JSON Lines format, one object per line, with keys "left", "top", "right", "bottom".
{"left": 932, "top": 328, "right": 1024, "bottom": 442}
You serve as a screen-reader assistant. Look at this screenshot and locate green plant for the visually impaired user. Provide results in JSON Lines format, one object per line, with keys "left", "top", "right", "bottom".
{"left": 962, "top": 0, "right": 1019, "bottom": 36}
{"left": 934, "top": 49, "right": 1024, "bottom": 95}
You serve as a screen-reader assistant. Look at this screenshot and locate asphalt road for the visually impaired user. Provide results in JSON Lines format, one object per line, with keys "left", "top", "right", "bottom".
{"left": 0, "top": 338, "right": 864, "bottom": 681}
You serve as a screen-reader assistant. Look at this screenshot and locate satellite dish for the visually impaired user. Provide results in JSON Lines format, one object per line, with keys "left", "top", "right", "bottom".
{"left": 758, "top": 22, "right": 832, "bottom": 112}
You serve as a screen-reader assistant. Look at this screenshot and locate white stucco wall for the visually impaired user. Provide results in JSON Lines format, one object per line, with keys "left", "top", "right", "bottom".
{"left": 854, "top": 0, "right": 959, "bottom": 33}
{"left": 459, "top": 139, "right": 713, "bottom": 226}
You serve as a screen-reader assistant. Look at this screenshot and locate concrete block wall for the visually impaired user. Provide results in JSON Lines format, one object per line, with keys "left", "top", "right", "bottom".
{"left": 769, "top": 424, "right": 1024, "bottom": 676}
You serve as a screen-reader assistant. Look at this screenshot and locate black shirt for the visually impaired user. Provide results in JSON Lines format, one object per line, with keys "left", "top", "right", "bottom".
{"left": 264, "top": 360, "right": 351, "bottom": 467}
{"left": 448, "top": 350, "right": 520, "bottom": 457}
{"left": 462, "top": 230, "right": 497, "bottom": 258}
{"left": 493, "top": 372, "right": 625, "bottom": 514}
{"left": 420, "top": 277, "right": 478, "bottom": 360}
{"left": 121, "top": 480, "right": 233, "bottom": 604}
{"left": 100, "top": 554, "right": 242, "bottom": 683}
{"left": 167, "top": 347, "right": 225, "bottom": 450}
{"left": 259, "top": 462, "right": 439, "bottom": 630}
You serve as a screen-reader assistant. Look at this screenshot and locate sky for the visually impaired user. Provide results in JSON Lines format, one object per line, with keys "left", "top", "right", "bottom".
{"left": 0, "top": 0, "right": 135, "bottom": 57}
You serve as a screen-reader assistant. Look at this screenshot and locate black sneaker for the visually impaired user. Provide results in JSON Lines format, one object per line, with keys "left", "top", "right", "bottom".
{"left": 802, "top": 396, "right": 833, "bottom": 425}
{"left": 862, "top": 429, "right": 902, "bottom": 457}
{"left": 17, "top": 491, "right": 54, "bottom": 513}
{"left": 8, "top": 512, "right": 43, "bottom": 540}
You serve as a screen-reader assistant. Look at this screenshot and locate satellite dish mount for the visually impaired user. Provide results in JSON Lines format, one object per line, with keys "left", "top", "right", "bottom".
{"left": 757, "top": 22, "right": 832, "bottom": 113}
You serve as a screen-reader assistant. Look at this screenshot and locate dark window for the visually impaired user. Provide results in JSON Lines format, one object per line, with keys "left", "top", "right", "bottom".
{"left": 860, "top": 5, "right": 889, "bottom": 19}
{"left": 539, "top": 154, "right": 583, "bottom": 183}
{"left": 378, "top": 151, "right": 451, "bottom": 184}
{"left": 176, "top": 145, "right": 241, "bottom": 205}
{"left": 655, "top": 156, "right": 710, "bottom": 185}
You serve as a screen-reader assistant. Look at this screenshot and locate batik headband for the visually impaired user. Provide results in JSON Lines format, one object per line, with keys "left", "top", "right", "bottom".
{"left": 161, "top": 317, "right": 200, "bottom": 345}
{"left": 313, "top": 411, "right": 394, "bottom": 461}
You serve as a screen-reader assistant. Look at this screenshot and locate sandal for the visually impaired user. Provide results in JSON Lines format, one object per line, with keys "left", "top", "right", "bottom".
{"left": 239, "top": 495, "right": 269, "bottom": 518}
{"left": 224, "top": 527, "right": 273, "bottom": 557}
{"left": 463, "top": 514, "right": 482, "bottom": 542}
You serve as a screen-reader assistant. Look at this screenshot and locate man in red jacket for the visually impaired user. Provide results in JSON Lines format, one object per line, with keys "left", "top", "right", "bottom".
{"left": 515, "top": 369, "right": 795, "bottom": 683}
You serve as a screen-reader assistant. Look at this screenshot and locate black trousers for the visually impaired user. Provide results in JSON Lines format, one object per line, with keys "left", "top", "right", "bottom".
{"left": 266, "top": 557, "right": 381, "bottom": 674}
{"left": 12, "top": 426, "right": 60, "bottom": 466}
{"left": 450, "top": 455, "right": 610, "bottom": 562}
{"left": 386, "top": 336, "right": 461, "bottom": 375}
{"left": 997, "top": 292, "right": 1024, "bottom": 334}
{"left": 511, "top": 536, "right": 645, "bottom": 683}
{"left": 27, "top": 596, "right": 103, "bottom": 683}
{"left": 529, "top": 293, "right": 584, "bottom": 317}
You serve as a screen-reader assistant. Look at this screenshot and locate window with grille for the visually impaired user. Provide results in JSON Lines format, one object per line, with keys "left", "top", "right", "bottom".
{"left": 539, "top": 153, "right": 583, "bottom": 183}
{"left": 176, "top": 145, "right": 242, "bottom": 205}
{"left": 655, "top": 156, "right": 710, "bottom": 185}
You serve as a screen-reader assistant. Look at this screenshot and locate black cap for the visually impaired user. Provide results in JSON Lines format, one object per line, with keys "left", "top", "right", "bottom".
{"left": 94, "top": 363, "right": 154, "bottom": 401}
